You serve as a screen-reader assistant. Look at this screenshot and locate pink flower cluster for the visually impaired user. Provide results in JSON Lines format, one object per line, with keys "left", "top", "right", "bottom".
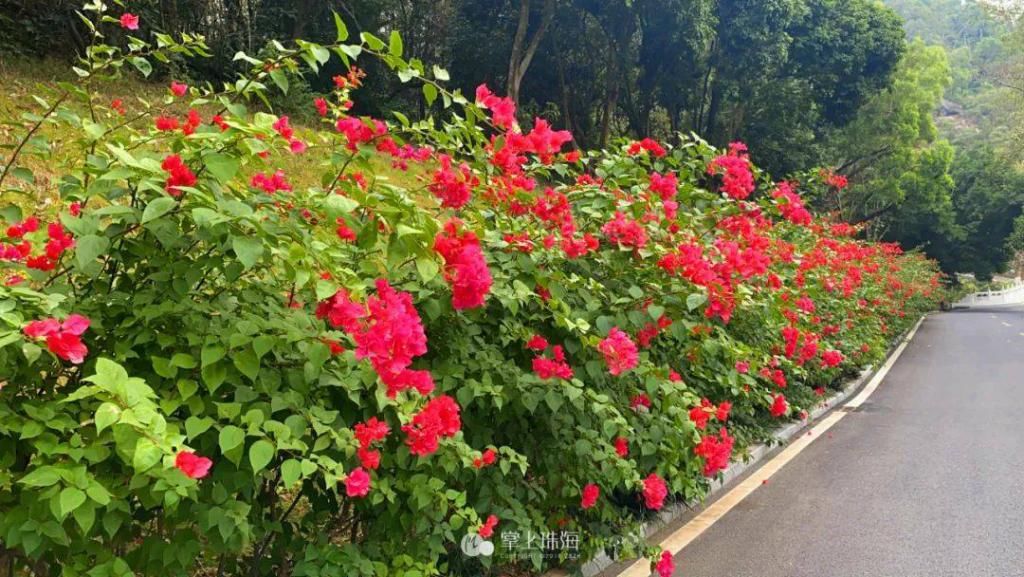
{"left": 402, "top": 395, "right": 462, "bottom": 456}
{"left": 601, "top": 211, "right": 648, "bottom": 249}
{"left": 336, "top": 117, "right": 388, "bottom": 151}
{"left": 641, "top": 473, "right": 668, "bottom": 510}
{"left": 316, "top": 280, "right": 435, "bottom": 398}
{"left": 1, "top": 217, "right": 76, "bottom": 271}
{"left": 694, "top": 428, "right": 735, "bottom": 477}
{"left": 250, "top": 170, "right": 292, "bottom": 194}
{"left": 354, "top": 416, "right": 390, "bottom": 471}
{"left": 598, "top": 328, "right": 639, "bottom": 376}
{"left": 772, "top": 182, "right": 812, "bottom": 225}
{"left": 162, "top": 154, "right": 196, "bottom": 197}
{"left": 707, "top": 142, "right": 755, "bottom": 200}
{"left": 433, "top": 219, "right": 493, "bottom": 310}
{"left": 475, "top": 84, "right": 517, "bottom": 129}
{"left": 530, "top": 337, "right": 574, "bottom": 381}
{"left": 23, "top": 314, "right": 90, "bottom": 364}
{"left": 429, "top": 155, "right": 478, "bottom": 209}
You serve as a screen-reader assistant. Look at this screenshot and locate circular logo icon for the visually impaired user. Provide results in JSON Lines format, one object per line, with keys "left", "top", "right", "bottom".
{"left": 460, "top": 534, "right": 495, "bottom": 557}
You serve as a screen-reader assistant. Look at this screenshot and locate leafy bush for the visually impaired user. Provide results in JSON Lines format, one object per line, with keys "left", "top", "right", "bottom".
{"left": 0, "top": 4, "right": 941, "bottom": 576}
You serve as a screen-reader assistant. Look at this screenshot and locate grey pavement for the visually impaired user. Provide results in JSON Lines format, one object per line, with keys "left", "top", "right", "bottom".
{"left": 675, "top": 308, "right": 1024, "bottom": 577}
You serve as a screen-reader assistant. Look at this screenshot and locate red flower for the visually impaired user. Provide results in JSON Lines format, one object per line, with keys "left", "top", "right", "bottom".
{"left": 336, "top": 221, "right": 356, "bottom": 242}
{"left": 354, "top": 417, "right": 390, "bottom": 448}
{"left": 434, "top": 219, "right": 493, "bottom": 310}
{"left": 429, "top": 155, "right": 478, "bottom": 209}
{"left": 598, "top": 328, "right": 639, "bottom": 376}
{"left": 402, "top": 395, "right": 462, "bottom": 457}
{"left": 175, "top": 451, "right": 212, "bottom": 479}
{"left": 317, "top": 281, "right": 434, "bottom": 398}
{"left": 357, "top": 447, "right": 381, "bottom": 470}
{"left": 170, "top": 81, "right": 188, "bottom": 97}
{"left": 631, "top": 393, "right": 652, "bottom": 411}
{"left": 526, "top": 335, "right": 549, "bottom": 351}
{"left": 23, "top": 314, "right": 90, "bottom": 364}
{"left": 162, "top": 154, "right": 196, "bottom": 197}
{"left": 707, "top": 143, "right": 755, "bottom": 200}
{"left": 473, "top": 448, "right": 497, "bottom": 468}
{"left": 581, "top": 483, "right": 600, "bottom": 509}
{"left": 822, "top": 350, "right": 844, "bottom": 368}
{"left": 655, "top": 551, "right": 675, "bottom": 577}
{"left": 602, "top": 211, "right": 648, "bottom": 249}
{"left": 475, "top": 84, "right": 517, "bottom": 129}
{"left": 614, "top": 437, "right": 629, "bottom": 458}
{"left": 716, "top": 401, "right": 732, "bottom": 422}
{"left": 694, "top": 428, "right": 734, "bottom": 477}
{"left": 642, "top": 473, "right": 668, "bottom": 510}
{"left": 154, "top": 116, "right": 179, "bottom": 131}
{"left": 770, "top": 394, "right": 788, "bottom": 417}
{"left": 478, "top": 514, "right": 499, "bottom": 539}
{"left": 250, "top": 170, "right": 292, "bottom": 194}
{"left": 649, "top": 172, "right": 678, "bottom": 200}
{"left": 345, "top": 467, "right": 371, "bottom": 497}
{"left": 314, "top": 97, "right": 329, "bottom": 117}
{"left": 532, "top": 345, "right": 573, "bottom": 380}
{"left": 119, "top": 13, "right": 139, "bottom": 30}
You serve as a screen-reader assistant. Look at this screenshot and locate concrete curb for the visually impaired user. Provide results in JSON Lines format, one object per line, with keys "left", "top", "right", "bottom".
{"left": 544, "top": 315, "right": 927, "bottom": 577}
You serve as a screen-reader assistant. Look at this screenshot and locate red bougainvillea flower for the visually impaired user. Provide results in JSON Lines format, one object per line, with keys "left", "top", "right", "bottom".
{"left": 335, "top": 116, "right": 387, "bottom": 151}
{"left": 707, "top": 142, "right": 755, "bottom": 200}
{"left": 770, "top": 394, "right": 789, "bottom": 417}
{"left": 649, "top": 172, "right": 678, "bottom": 200}
{"left": 598, "top": 328, "right": 639, "bottom": 376}
{"left": 23, "top": 314, "right": 90, "bottom": 364}
{"left": 430, "top": 155, "right": 479, "bottom": 209}
{"left": 628, "top": 138, "right": 666, "bottom": 157}
{"left": 154, "top": 116, "right": 179, "bottom": 131}
{"left": 532, "top": 345, "right": 574, "bottom": 380}
{"left": 402, "top": 395, "right": 462, "bottom": 457}
{"left": 772, "top": 181, "right": 812, "bottom": 225}
{"left": 478, "top": 514, "right": 499, "bottom": 539}
{"left": 631, "top": 393, "right": 652, "bottom": 411}
{"left": 602, "top": 211, "right": 648, "bottom": 249}
{"left": 475, "top": 84, "right": 517, "bottom": 129}
{"left": 119, "top": 13, "right": 139, "bottom": 30}
{"left": 336, "top": 220, "right": 356, "bottom": 242}
{"left": 175, "top": 451, "right": 212, "bottom": 479}
{"left": 354, "top": 417, "right": 390, "bottom": 448}
{"left": 735, "top": 361, "right": 750, "bottom": 374}
{"left": 526, "top": 335, "right": 549, "bottom": 351}
{"left": 822, "top": 350, "right": 844, "bottom": 368}
{"left": 314, "top": 97, "right": 328, "bottom": 117}
{"left": 250, "top": 170, "right": 292, "bottom": 194}
{"left": 716, "top": 401, "right": 732, "bottom": 422}
{"left": 434, "top": 219, "right": 493, "bottom": 310}
{"left": 162, "top": 154, "right": 196, "bottom": 197}
{"left": 169, "top": 81, "right": 188, "bottom": 97}
{"left": 614, "top": 437, "right": 629, "bottom": 458}
{"left": 473, "top": 448, "right": 497, "bottom": 468}
{"left": 345, "top": 467, "right": 371, "bottom": 497}
{"left": 316, "top": 280, "right": 435, "bottom": 398}
{"left": 694, "top": 428, "right": 734, "bottom": 477}
{"left": 655, "top": 551, "right": 675, "bottom": 577}
{"left": 357, "top": 447, "right": 380, "bottom": 470}
{"left": 581, "top": 483, "right": 600, "bottom": 509}
{"left": 642, "top": 473, "right": 668, "bottom": 510}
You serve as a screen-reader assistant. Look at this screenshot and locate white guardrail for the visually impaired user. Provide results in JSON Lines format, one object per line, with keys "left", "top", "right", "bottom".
{"left": 954, "top": 279, "right": 1024, "bottom": 308}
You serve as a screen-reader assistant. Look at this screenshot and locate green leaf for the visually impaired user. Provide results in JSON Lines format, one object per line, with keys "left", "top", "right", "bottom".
{"left": 333, "top": 12, "right": 349, "bottom": 41}
{"left": 11, "top": 166, "right": 34, "bottom": 183}
{"left": 269, "top": 69, "right": 289, "bottom": 94}
{"left": 219, "top": 425, "right": 245, "bottom": 453}
{"left": 423, "top": 84, "right": 438, "bottom": 106}
{"left": 432, "top": 65, "right": 450, "bottom": 82}
{"left": 204, "top": 153, "right": 239, "bottom": 184}
{"left": 362, "top": 32, "right": 385, "bottom": 51}
{"left": 19, "top": 467, "right": 61, "bottom": 487}
{"left": 248, "top": 439, "right": 275, "bottom": 474}
{"left": 232, "top": 348, "right": 260, "bottom": 382}
{"left": 201, "top": 345, "right": 226, "bottom": 367}
{"left": 232, "top": 236, "right": 264, "bottom": 270}
{"left": 281, "top": 459, "right": 302, "bottom": 487}
{"left": 59, "top": 487, "right": 87, "bottom": 518}
{"left": 141, "top": 197, "right": 176, "bottom": 224}
{"left": 686, "top": 292, "right": 708, "bottom": 311}
{"left": 132, "top": 438, "right": 162, "bottom": 472}
{"left": 185, "top": 416, "right": 213, "bottom": 439}
{"left": 389, "top": 30, "right": 403, "bottom": 57}
{"left": 129, "top": 56, "right": 152, "bottom": 77}
{"left": 95, "top": 403, "right": 120, "bottom": 433}
{"left": 75, "top": 234, "right": 109, "bottom": 272}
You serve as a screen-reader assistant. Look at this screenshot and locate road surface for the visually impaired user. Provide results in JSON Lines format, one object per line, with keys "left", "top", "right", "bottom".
{"left": 673, "top": 308, "right": 1024, "bottom": 577}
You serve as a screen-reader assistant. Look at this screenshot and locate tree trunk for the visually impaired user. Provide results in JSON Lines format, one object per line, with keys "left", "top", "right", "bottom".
{"left": 507, "top": 0, "right": 554, "bottom": 105}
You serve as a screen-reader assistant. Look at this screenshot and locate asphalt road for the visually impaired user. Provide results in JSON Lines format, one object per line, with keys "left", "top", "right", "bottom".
{"left": 675, "top": 308, "right": 1024, "bottom": 577}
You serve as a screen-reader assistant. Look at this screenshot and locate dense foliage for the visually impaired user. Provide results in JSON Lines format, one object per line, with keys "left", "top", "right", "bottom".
{"left": 0, "top": 5, "right": 942, "bottom": 577}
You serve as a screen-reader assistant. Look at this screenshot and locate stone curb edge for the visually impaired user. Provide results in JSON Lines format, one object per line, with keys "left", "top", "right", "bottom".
{"left": 544, "top": 314, "right": 928, "bottom": 577}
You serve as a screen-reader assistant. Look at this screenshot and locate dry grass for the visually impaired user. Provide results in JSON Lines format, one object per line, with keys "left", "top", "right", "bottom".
{"left": 0, "top": 56, "right": 430, "bottom": 219}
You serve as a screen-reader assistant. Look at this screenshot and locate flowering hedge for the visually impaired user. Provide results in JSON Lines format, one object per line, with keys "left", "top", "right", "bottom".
{"left": 0, "top": 5, "right": 942, "bottom": 577}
